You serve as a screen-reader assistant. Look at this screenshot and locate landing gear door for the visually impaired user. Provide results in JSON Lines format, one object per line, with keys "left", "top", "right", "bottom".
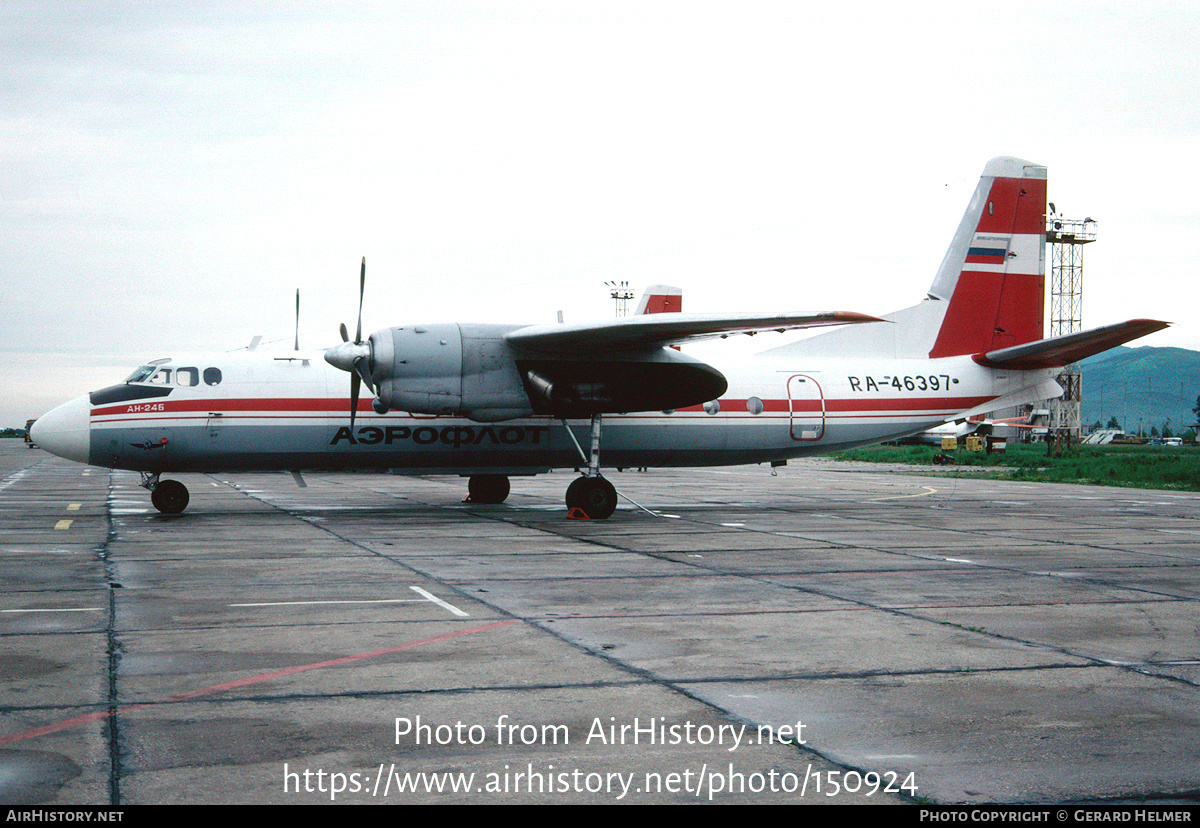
{"left": 788, "top": 374, "right": 825, "bottom": 441}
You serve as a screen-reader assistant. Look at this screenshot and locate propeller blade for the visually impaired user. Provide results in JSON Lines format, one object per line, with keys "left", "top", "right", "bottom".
{"left": 356, "top": 257, "right": 366, "bottom": 344}
{"left": 325, "top": 256, "right": 373, "bottom": 426}
{"left": 353, "top": 354, "right": 375, "bottom": 394}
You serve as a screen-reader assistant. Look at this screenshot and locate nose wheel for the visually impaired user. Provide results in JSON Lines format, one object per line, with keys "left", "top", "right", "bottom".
{"left": 149, "top": 479, "right": 190, "bottom": 514}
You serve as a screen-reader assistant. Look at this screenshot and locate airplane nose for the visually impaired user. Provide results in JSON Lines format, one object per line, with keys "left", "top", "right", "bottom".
{"left": 31, "top": 395, "right": 92, "bottom": 465}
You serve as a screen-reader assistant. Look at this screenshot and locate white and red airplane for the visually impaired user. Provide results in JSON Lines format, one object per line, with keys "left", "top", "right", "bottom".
{"left": 32, "top": 157, "right": 1166, "bottom": 518}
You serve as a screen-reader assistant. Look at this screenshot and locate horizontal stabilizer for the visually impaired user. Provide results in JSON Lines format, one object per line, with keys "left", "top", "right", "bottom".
{"left": 507, "top": 311, "right": 882, "bottom": 354}
{"left": 972, "top": 319, "right": 1169, "bottom": 369}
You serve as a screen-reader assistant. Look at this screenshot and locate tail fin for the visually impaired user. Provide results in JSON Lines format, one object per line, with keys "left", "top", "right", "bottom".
{"left": 927, "top": 157, "right": 1047, "bottom": 357}
{"left": 636, "top": 284, "right": 682, "bottom": 315}
{"left": 764, "top": 157, "right": 1047, "bottom": 360}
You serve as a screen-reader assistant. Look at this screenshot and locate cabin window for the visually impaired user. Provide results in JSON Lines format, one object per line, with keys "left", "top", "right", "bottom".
{"left": 746, "top": 396, "right": 764, "bottom": 415}
{"left": 175, "top": 367, "right": 199, "bottom": 387}
{"left": 704, "top": 400, "right": 720, "bottom": 415}
{"left": 203, "top": 367, "right": 222, "bottom": 386}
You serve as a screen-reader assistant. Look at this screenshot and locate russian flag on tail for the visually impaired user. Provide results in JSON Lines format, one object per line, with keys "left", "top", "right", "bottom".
{"left": 964, "top": 237, "right": 1010, "bottom": 266}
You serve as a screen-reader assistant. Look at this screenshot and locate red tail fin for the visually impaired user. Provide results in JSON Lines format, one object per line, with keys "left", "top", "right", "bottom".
{"left": 764, "top": 158, "right": 1048, "bottom": 361}
{"left": 928, "top": 158, "right": 1047, "bottom": 357}
{"left": 636, "top": 285, "right": 682, "bottom": 315}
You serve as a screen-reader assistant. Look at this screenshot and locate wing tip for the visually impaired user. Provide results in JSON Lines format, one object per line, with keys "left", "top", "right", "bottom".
{"left": 828, "top": 311, "right": 887, "bottom": 324}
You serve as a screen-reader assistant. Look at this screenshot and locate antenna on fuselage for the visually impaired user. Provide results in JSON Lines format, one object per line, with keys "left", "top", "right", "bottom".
{"left": 294, "top": 288, "right": 300, "bottom": 351}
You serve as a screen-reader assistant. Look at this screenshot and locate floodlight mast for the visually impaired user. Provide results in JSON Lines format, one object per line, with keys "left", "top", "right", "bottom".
{"left": 605, "top": 280, "right": 636, "bottom": 317}
{"left": 1046, "top": 210, "right": 1096, "bottom": 447}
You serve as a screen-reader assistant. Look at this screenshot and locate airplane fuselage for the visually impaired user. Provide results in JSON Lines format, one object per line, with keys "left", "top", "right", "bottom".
{"left": 48, "top": 349, "right": 1052, "bottom": 476}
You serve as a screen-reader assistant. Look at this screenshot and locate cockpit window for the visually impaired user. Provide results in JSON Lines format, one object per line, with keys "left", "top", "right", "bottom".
{"left": 126, "top": 359, "right": 173, "bottom": 384}
{"left": 125, "top": 365, "right": 159, "bottom": 384}
{"left": 124, "top": 361, "right": 222, "bottom": 387}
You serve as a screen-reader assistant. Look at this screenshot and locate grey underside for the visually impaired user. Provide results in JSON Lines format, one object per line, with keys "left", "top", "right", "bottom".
{"left": 90, "top": 417, "right": 935, "bottom": 474}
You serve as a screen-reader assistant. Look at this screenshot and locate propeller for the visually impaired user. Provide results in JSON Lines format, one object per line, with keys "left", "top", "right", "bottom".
{"left": 324, "top": 257, "right": 375, "bottom": 429}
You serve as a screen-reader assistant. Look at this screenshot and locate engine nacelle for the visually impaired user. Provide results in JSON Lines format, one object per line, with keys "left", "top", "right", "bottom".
{"left": 369, "top": 323, "right": 534, "bottom": 422}
{"left": 517, "top": 353, "right": 727, "bottom": 417}
{"left": 366, "top": 322, "right": 729, "bottom": 422}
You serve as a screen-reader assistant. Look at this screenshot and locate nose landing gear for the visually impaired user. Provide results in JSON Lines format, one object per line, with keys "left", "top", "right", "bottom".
{"left": 142, "top": 473, "right": 190, "bottom": 514}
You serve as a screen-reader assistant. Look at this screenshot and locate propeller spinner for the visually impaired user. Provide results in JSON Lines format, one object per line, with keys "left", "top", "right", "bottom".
{"left": 324, "top": 258, "right": 375, "bottom": 428}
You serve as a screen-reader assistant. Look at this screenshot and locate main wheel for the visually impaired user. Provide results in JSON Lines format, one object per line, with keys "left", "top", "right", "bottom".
{"left": 467, "top": 474, "right": 510, "bottom": 504}
{"left": 151, "top": 479, "right": 190, "bottom": 514}
{"left": 565, "top": 476, "right": 618, "bottom": 519}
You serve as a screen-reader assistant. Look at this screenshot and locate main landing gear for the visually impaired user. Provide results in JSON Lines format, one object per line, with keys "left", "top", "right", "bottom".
{"left": 565, "top": 475, "right": 617, "bottom": 520}
{"left": 466, "top": 474, "right": 510, "bottom": 504}
{"left": 561, "top": 414, "right": 619, "bottom": 520}
{"left": 465, "top": 416, "right": 620, "bottom": 519}
{"left": 142, "top": 473, "right": 189, "bottom": 514}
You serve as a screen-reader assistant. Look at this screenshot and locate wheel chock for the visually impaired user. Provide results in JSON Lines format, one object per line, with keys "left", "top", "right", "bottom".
{"left": 566, "top": 507, "right": 591, "bottom": 520}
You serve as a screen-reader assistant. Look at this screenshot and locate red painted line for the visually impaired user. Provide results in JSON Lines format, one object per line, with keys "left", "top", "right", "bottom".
{"left": 825, "top": 396, "right": 990, "bottom": 413}
{"left": 93, "top": 395, "right": 995, "bottom": 420}
{"left": 88, "top": 394, "right": 995, "bottom": 428}
{"left": 653, "top": 396, "right": 993, "bottom": 415}
{"left": 91, "top": 397, "right": 373, "bottom": 417}
{"left": 92, "top": 415, "right": 342, "bottom": 425}
{"left": 0, "top": 619, "right": 518, "bottom": 746}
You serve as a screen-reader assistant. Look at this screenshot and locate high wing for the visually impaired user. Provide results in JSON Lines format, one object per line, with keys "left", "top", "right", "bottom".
{"left": 505, "top": 310, "right": 883, "bottom": 354}
{"left": 501, "top": 310, "right": 883, "bottom": 419}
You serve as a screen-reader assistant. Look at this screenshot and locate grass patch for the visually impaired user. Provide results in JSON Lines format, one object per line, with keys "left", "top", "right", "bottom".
{"left": 831, "top": 443, "right": 1200, "bottom": 492}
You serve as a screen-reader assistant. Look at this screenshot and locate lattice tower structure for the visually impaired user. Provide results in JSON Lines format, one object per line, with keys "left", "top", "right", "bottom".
{"left": 1046, "top": 215, "right": 1096, "bottom": 445}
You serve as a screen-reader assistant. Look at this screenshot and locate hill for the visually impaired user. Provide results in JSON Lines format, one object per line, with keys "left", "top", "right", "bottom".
{"left": 1079, "top": 346, "right": 1200, "bottom": 436}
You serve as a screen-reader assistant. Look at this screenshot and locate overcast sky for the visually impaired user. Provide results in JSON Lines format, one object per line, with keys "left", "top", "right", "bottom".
{"left": 3, "top": 1, "right": 1197, "bottom": 425}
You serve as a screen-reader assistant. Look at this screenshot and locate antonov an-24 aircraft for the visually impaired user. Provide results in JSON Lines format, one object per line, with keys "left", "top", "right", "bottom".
{"left": 33, "top": 158, "right": 1167, "bottom": 518}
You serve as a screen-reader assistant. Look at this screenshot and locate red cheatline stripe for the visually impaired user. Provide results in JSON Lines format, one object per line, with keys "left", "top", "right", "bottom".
{"left": 91, "top": 397, "right": 373, "bottom": 417}
{"left": 679, "top": 396, "right": 990, "bottom": 414}
{"left": 94, "top": 395, "right": 995, "bottom": 420}
{"left": 0, "top": 619, "right": 518, "bottom": 746}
